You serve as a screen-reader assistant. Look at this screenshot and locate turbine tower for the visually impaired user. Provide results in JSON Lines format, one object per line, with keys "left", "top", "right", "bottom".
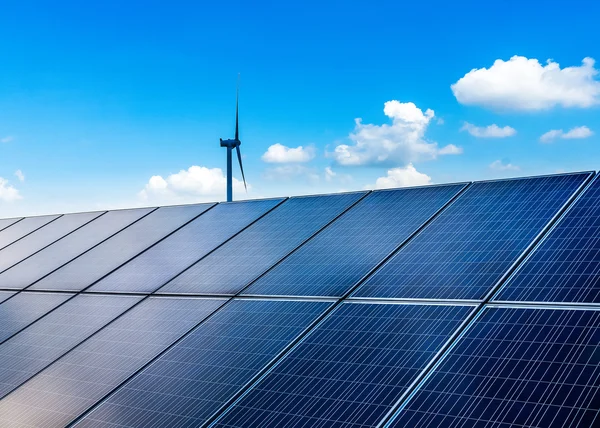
{"left": 220, "top": 78, "right": 247, "bottom": 202}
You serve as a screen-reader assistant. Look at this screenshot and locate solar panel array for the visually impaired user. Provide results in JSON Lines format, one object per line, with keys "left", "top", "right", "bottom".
{"left": 0, "top": 171, "right": 599, "bottom": 428}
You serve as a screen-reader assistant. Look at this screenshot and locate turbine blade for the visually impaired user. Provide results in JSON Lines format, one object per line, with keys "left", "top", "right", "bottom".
{"left": 236, "top": 145, "right": 247, "bottom": 192}
{"left": 235, "top": 74, "right": 240, "bottom": 141}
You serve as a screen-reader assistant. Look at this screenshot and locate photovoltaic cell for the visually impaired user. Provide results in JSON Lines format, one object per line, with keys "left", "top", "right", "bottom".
{"left": 28, "top": 204, "right": 213, "bottom": 292}
{"left": 0, "top": 208, "right": 153, "bottom": 290}
{"left": 0, "top": 211, "right": 104, "bottom": 274}
{"left": 212, "top": 303, "right": 473, "bottom": 428}
{"left": 0, "top": 217, "right": 21, "bottom": 233}
{"left": 76, "top": 299, "right": 332, "bottom": 428}
{"left": 89, "top": 199, "right": 284, "bottom": 294}
{"left": 495, "top": 175, "right": 600, "bottom": 303}
{"left": 0, "top": 296, "right": 226, "bottom": 427}
{"left": 0, "top": 294, "right": 141, "bottom": 399}
{"left": 0, "top": 291, "right": 16, "bottom": 304}
{"left": 0, "top": 214, "right": 59, "bottom": 251}
{"left": 388, "top": 307, "right": 600, "bottom": 428}
{"left": 158, "top": 192, "right": 367, "bottom": 295}
{"left": 354, "top": 173, "right": 590, "bottom": 300}
{"left": 244, "top": 184, "right": 466, "bottom": 297}
{"left": 0, "top": 292, "right": 73, "bottom": 343}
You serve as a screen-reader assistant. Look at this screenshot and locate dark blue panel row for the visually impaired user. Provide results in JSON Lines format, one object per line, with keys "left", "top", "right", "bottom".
{"left": 388, "top": 306, "right": 600, "bottom": 428}
{"left": 0, "top": 214, "right": 59, "bottom": 252}
{"left": 157, "top": 192, "right": 366, "bottom": 295}
{"left": 243, "top": 184, "right": 466, "bottom": 297}
{"left": 29, "top": 204, "right": 212, "bottom": 292}
{"left": 495, "top": 175, "right": 600, "bottom": 303}
{"left": 0, "top": 296, "right": 226, "bottom": 427}
{"left": 76, "top": 299, "right": 331, "bottom": 428}
{"left": 212, "top": 303, "right": 472, "bottom": 428}
{"left": 89, "top": 198, "right": 283, "bottom": 294}
{"left": 354, "top": 173, "right": 590, "bottom": 300}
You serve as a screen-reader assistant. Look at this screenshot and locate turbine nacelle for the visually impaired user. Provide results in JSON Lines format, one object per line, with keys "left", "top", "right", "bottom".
{"left": 220, "top": 138, "right": 241, "bottom": 148}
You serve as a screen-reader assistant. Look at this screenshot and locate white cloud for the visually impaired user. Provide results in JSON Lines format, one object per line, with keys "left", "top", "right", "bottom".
{"left": 461, "top": 122, "right": 517, "bottom": 138}
{"left": 1, "top": 136, "right": 14, "bottom": 143}
{"left": 261, "top": 143, "right": 315, "bottom": 163}
{"left": 540, "top": 126, "right": 593, "bottom": 143}
{"left": 14, "top": 170, "right": 25, "bottom": 182}
{"left": 0, "top": 177, "right": 21, "bottom": 202}
{"left": 489, "top": 160, "right": 520, "bottom": 171}
{"left": 438, "top": 144, "right": 463, "bottom": 155}
{"left": 331, "top": 100, "right": 461, "bottom": 167}
{"left": 324, "top": 166, "right": 336, "bottom": 181}
{"left": 452, "top": 56, "right": 600, "bottom": 110}
{"left": 139, "top": 165, "right": 247, "bottom": 203}
{"left": 370, "top": 163, "right": 432, "bottom": 189}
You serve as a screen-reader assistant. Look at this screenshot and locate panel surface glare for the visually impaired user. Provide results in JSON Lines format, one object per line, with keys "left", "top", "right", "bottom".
{"left": 0, "top": 208, "right": 153, "bottom": 290}
{"left": 0, "top": 292, "right": 72, "bottom": 343}
{"left": 158, "top": 192, "right": 366, "bottom": 295}
{"left": 0, "top": 294, "right": 141, "bottom": 399}
{"left": 213, "top": 303, "right": 472, "bottom": 428}
{"left": 244, "top": 184, "right": 466, "bottom": 297}
{"left": 90, "top": 199, "right": 283, "bottom": 294}
{"left": 0, "top": 217, "right": 21, "bottom": 232}
{"left": 0, "top": 291, "right": 16, "bottom": 304}
{"left": 495, "top": 176, "right": 600, "bottom": 303}
{"left": 28, "top": 204, "right": 212, "bottom": 292}
{"left": 0, "top": 211, "right": 104, "bottom": 274}
{"left": 0, "top": 296, "right": 226, "bottom": 427}
{"left": 354, "top": 173, "right": 590, "bottom": 300}
{"left": 388, "top": 307, "right": 600, "bottom": 428}
{"left": 76, "top": 299, "right": 331, "bottom": 428}
{"left": 0, "top": 214, "right": 59, "bottom": 251}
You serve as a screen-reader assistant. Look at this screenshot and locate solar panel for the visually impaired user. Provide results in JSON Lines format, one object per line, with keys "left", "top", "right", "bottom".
{"left": 211, "top": 302, "right": 473, "bottom": 428}
{"left": 0, "top": 208, "right": 153, "bottom": 290}
{"left": 387, "top": 306, "right": 600, "bottom": 428}
{"left": 28, "top": 204, "right": 213, "bottom": 292}
{"left": 0, "top": 214, "right": 59, "bottom": 251}
{"left": 0, "top": 296, "right": 226, "bottom": 427}
{"left": 0, "top": 294, "right": 141, "bottom": 399}
{"left": 243, "top": 184, "right": 466, "bottom": 297}
{"left": 89, "top": 198, "right": 284, "bottom": 294}
{"left": 0, "top": 211, "right": 104, "bottom": 275}
{"left": 157, "top": 192, "right": 367, "bottom": 295}
{"left": 75, "top": 299, "right": 332, "bottom": 428}
{"left": 0, "top": 217, "right": 21, "bottom": 233}
{"left": 0, "top": 292, "right": 73, "bottom": 343}
{"left": 0, "top": 291, "right": 16, "bottom": 304}
{"left": 354, "top": 173, "right": 591, "bottom": 301}
{"left": 495, "top": 175, "right": 600, "bottom": 303}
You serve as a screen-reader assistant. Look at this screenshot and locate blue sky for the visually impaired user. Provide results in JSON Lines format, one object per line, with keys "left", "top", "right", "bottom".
{"left": 1, "top": 0, "right": 599, "bottom": 216}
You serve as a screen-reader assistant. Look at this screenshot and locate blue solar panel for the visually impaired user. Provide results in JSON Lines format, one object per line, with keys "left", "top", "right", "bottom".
{"left": 158, "top": 192, "right": 367, "bottom": 295}
{"left": 0, "top": 292, "right": 73, "bottom": 343}
{"left": 75, "top": 299, "right": 332, "bottom": 428}
{"left": 0, "top": 211, "right": 104, "bottom": 275}
{"left": 243, "top": 184, "right": 466, "bottom": 297}
{"left": 0, "top": 208, "right": 153, "bottom": 290}
{"left": 0, "top": 214, "right": 59, "bottom": 251}
{"left": 89, "top": 199, "right": 284, "bottom": 294}
{"left": 354, "top": 173, "right": 591, "bottom": 300}
{"left": 0, "top": 291, "right": 16, "bottom": 304}
{"left": 28, "top": 204, "right": 213, "bottom": 292}
{"left": 0, "top": 217, "right": 21, "bottom": 233}
{"left": 387, "top": 306, "right": 600, "bottom": 428}
{"left": 495, "top": 175, "right": 600, "bottom": 303}
{"left": 211, "top": 302, "right": 473, "bottom": 428}
{"left": 0, "top": 296, "right": 226, "bottom": 427}
{"left": 0, "top": 294, "right": 141, "bottom": 399}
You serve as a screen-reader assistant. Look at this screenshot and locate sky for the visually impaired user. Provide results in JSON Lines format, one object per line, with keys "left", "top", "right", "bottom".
{"left": 1, "top": 0, "right": 599, "bottom": 216}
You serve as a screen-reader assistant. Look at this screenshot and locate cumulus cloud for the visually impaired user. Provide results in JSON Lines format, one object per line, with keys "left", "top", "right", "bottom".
{"left": 139, "top": 165, "right": 247, "bottom": 203}
{"left": 261, "top": 144, "right": 315, "bottom": 163}
{"left": 324, "top": 166, "right": 336, "bottom": 181}
{"left": 331, "top": 100, "right": 461, "bottom": 167}
{"left": 14, "top": 170, "right": 25, "bottom": 182}
{"left": 1, "top": 136, "right": 14, "bottom": 143}
{"left": 0, "top": 177, "right": 21, "bottom": 202}
{"left": 452, "top": 56, "right": 600, "bottom": 111}
{"left": 461, "top": 122, "right": 517, "bottom": 138}
{"left": 540, "top": 126, "right": 593, "bottom": 143}
{"left": 489, "top": 160, "right": 520, "bottom": 171}
{"left": 369, "top": 163, "right": 432, "bottom": 189}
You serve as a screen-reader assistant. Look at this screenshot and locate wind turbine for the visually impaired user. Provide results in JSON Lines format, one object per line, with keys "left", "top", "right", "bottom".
{"left": 220, "top": 78, "right": 247, "bottom": 202}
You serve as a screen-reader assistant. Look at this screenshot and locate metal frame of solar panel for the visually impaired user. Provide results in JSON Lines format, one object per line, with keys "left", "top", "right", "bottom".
{"left": 0, "top": 172, "right": 599, "bottom": 428}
